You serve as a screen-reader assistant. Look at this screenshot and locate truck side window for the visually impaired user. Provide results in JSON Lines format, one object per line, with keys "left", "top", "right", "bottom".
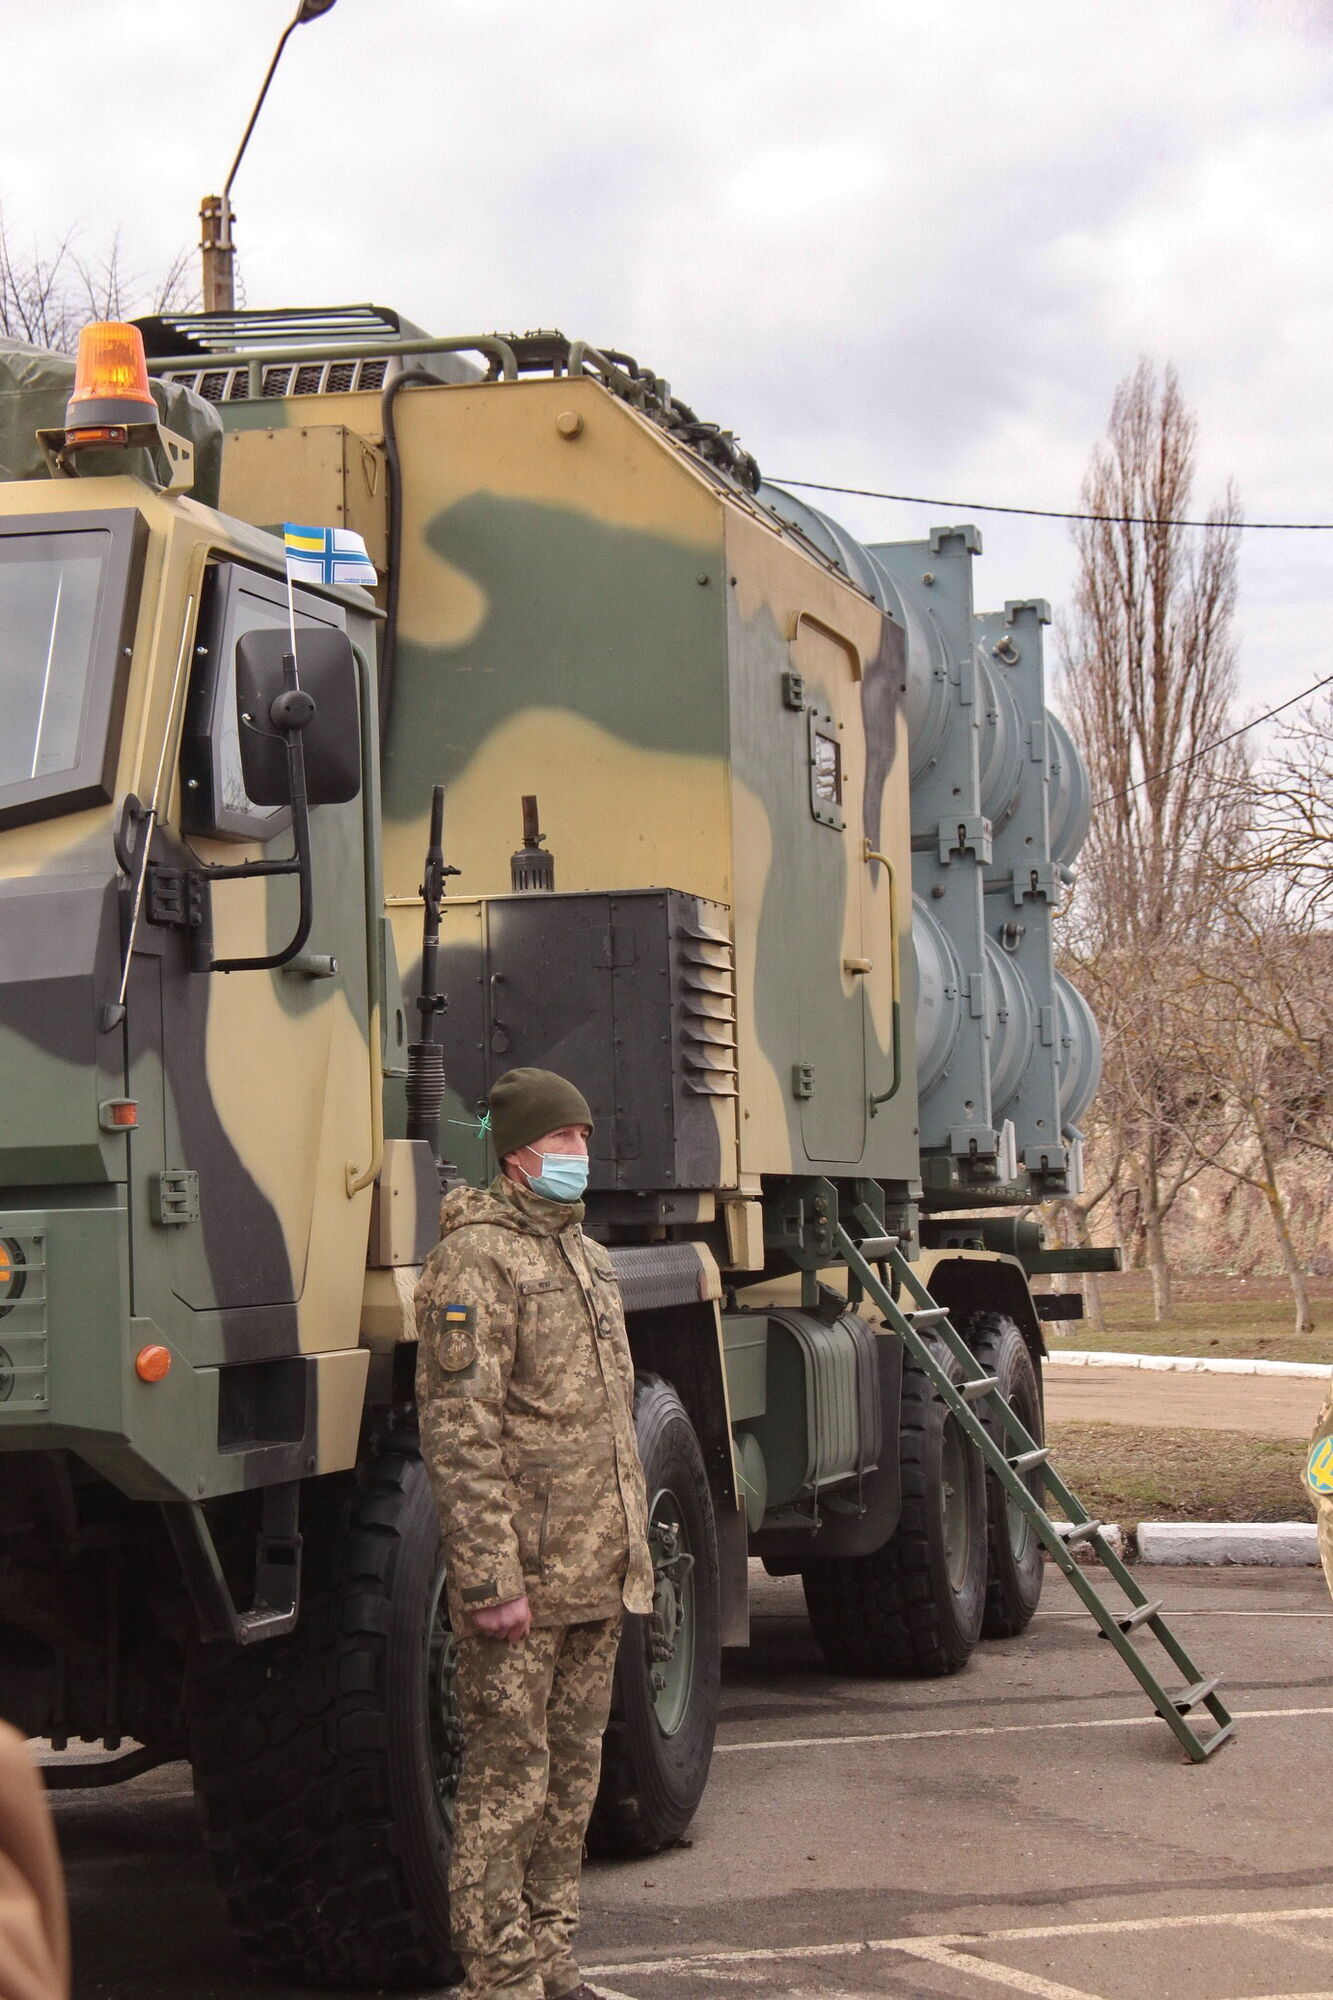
{"left": 181, "top": 561, "right": 348, "bottom": 843}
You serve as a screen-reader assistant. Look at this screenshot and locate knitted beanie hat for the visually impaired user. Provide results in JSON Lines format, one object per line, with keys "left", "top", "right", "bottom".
{"left": 488, "top": 1067, "right": 594, "bottom": 1162}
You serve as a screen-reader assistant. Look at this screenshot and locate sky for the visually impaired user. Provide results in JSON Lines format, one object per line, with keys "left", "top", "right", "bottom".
{"left": 5, "top": 0, "right": 1332, "bottom": 725}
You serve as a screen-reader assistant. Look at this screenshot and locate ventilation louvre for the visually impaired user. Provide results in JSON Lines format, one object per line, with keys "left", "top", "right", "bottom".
{"left": 678, "top": 920, "right": 738, "bottom": 1097}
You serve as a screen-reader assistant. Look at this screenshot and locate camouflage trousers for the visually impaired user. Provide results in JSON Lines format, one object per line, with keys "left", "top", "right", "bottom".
{"left": 449, "top": 1615, "right": 621, "bottom": 2000}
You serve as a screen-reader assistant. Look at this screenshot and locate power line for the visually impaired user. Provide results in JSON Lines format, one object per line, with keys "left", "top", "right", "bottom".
{"left": 768, "top": 476, "right": 1331, "bottom": 532}
{"left": 1093, "top": 672, "right": 1333, "bottom": 809}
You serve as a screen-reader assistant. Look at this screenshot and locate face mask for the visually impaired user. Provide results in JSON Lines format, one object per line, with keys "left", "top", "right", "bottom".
{"left": 526, "top": 1152, "right": 589, "bottom": 1203}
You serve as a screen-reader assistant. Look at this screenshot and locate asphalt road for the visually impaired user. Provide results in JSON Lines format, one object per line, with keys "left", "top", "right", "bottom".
{"left": 51, "top": 1561, "right": 1333, "bottom": 2000}
{"left": 1044, "top": 1366, "right": 1324, "bottom": 1439}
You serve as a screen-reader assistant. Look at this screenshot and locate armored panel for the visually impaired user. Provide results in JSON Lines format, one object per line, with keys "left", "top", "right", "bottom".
{"left": 438, "top": 888, "right": 738, "bottom": 1194}
{"left": 220, "top": 425, "right": 387, "bottom": 572}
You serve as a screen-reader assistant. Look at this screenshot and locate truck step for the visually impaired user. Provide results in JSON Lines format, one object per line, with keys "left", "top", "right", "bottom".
{"left": 958, "top": 1374, "right": 1000, "bottom": 1402}
{"left": 1009, "top": 1447, "right": 1051, "bottom": 1475}
{"left": 1166, "top": 1676, "right": 1221, "bottom": 1715}
{"left": 1102, "top": 1599, "right": 1163, "bottom": 1637}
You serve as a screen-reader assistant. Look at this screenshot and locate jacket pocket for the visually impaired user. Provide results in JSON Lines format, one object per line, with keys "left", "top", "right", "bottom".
{"left": 511, "top": 1465, "right": 552, "bottom": 1582}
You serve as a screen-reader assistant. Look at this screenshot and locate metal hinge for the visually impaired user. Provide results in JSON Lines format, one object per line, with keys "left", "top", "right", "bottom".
{"left": 146, "top": 866, "right": 206, "bottom": 930}
{"left": 792, "top": 1062, "right": 815, "bottom": 1099}
{"left": 153, "top": 1169, "right": 200, "bottom": 1226}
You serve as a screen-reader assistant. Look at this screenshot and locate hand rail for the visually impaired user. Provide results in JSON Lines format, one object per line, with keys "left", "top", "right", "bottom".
{"left": 864, "top": 840, "right": 903, "bottom": 1110}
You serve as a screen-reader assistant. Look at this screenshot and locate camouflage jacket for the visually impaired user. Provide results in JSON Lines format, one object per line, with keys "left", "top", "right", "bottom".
{"left": 415, "top": 1175, "right": 653, "bottom": 1628}
{"left": 1307, "top": 1377, "right": 1333, "bottom": 1599}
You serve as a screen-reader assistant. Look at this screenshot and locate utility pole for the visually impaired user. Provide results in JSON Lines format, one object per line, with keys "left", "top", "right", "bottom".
{"left": 199, "top": 0, "right": 339, "bottom": 315}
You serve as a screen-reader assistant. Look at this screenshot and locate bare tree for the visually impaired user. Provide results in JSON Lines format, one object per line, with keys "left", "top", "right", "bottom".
{"left": 1172, "top": 890, "right": 1323, "bottom": 1336}
{"left": 1228, "top": 687, "right": 1333, "bottom": 925}
{"left": 0, "top": 209, "right": 197, "bottom": 354}
{"left": 1061, "top": 361, "right": 1244, "bottom": 1319}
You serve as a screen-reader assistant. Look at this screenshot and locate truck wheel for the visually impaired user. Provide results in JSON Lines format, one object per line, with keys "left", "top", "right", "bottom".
{"left": 802, "top": 1336, "right": 986, "bottom": 1677}
{"left": 188, "top": 1420, "right": 462, "bottom": 1988}
{"left": 961, "top": 1310, "right": 1046, "bottom": 1638}
{"left": 587, "top": 1375, "right": 721, "bottom": 1857}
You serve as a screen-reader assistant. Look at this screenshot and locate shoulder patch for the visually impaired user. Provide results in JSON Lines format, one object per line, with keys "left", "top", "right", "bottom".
{"left": 432, "top": 1303, "right": 478, "bottom": 1373}
{"left": 1307, "top": 1435, "right": 1333, "bottom": 1496}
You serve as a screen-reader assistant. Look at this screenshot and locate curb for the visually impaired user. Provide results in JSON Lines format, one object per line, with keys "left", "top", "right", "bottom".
{"left": 1046, "top": 1349, "right": 1330, "bottom": 1379}
{"left": 1050, "top": 1522, "right": 1320, "bottom": 1566}
{"left": 1137, "top": 1521, "right": 1320, "bottom": 1566}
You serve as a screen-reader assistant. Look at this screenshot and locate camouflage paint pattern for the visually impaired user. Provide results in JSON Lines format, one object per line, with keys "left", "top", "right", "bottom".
{"left": 0, "top": 470, "right": 379, "bottom": 1499}
{"left": 415, "top": 1175, "right": 652, "bottom": 1626}
{"left": 449, "top": 1614, "right": 621, "bottom": 2000}
{"left": 1306, "top": 1378, "right": 1333, "bottom": 1598}
{"left": 313, "top": 373, "right": 920, "bottom": 1192}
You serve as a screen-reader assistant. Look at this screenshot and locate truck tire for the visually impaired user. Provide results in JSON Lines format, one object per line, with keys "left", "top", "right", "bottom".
{"left": 961, "top": 1311, "right": 1046, "bottom": 1638}
{"left": 188, "top": 1420, "right": 461, "bottom": 1988}
{"left": 587, "top": 1375, "right": 720, "bottom": 1857}
{"left": 802, "top": 1336, "right": 986, "bottom": 1677}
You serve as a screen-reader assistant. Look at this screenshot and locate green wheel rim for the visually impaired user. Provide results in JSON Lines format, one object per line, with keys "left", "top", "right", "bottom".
{"left": 1007, "top": 1393, "right": 1038, "bottom": 1562}
{"left": 424, "top": 1564, "right": 464, "bottom": 1831}
{"left": 647, "top": 1485, "right": 696, "bottom": 1738}
{"left": 940, "top": 1417, "right": 972, "bottom": 1592}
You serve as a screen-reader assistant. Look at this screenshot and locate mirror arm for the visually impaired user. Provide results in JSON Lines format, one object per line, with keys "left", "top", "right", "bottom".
{"left": 201, "top": 725, "right": 316, "bottom": 975}
{"left": 188, "top": 657, "right": 317, "bottom": 975}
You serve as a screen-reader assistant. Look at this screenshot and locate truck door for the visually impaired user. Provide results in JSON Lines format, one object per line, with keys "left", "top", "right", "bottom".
{"left": 131, "top": 559, "right": 374, "bottom": 1344}
{"left": 795, "top": 617, "right": 868, "bottom": 1165}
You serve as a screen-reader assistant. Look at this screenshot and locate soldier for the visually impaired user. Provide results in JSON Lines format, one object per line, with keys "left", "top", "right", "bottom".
{"left": 415, "top": 1067, "right": 653, "bottom": 2000}
{"left": 0, "top": 1722, "right": 69, "bottom": 2000}
{"left": 1306, "top": 1377, "right": 1333, "bottom": 1600}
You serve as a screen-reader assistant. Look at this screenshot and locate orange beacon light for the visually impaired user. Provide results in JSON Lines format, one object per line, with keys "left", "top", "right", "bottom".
{"left": 64, "top": 321, "right": 158, "bottom": 440}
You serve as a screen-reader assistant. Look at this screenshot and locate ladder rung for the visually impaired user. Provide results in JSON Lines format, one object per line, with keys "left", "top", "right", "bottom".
{"left": 831, "top": 1220, "right": 1235, "bottom": 1766}
{"left": 1199, "top": 1719, "right": 1237, "bottom": 1758}
{"left": 1167, "top": 1676, "right": 1221, "bottom": 1715}
{"left": 1106, "top": 1599, "right": 1163, "bottom": 1636}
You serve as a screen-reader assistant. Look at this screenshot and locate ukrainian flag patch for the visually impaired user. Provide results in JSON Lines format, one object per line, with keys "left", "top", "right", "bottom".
{"left": 1307, "top": 1435, "right": 1333, "bottom": 1496}
{"left": 432, "top": 1302, "right": 477, "bottom": 1374}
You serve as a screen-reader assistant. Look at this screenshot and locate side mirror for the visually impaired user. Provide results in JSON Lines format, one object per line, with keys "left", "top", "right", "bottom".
{"left": 235, "top": 627, "right": 361, "bottom": 807}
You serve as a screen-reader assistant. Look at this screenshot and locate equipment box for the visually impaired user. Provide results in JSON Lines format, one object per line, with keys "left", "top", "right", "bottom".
{"left": 439, "top": 888, "right": 739, "bottom": 1193}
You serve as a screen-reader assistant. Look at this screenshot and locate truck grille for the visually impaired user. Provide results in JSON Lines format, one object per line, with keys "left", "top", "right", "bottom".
{"left": 0, "top": 1232, "right": 47, "bottom": 1411}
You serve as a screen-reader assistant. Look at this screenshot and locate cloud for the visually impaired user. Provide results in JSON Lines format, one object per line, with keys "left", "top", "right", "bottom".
{"left": 1, "top": 0, "right": 1330, "bottom": 705}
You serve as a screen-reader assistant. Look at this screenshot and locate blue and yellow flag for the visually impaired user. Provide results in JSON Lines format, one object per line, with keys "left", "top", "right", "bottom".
{"left": 283, "top": 523, "right": 377, "bottom": 588}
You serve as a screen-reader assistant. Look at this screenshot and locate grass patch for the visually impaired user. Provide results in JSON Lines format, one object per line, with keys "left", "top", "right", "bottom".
{"left": 1046, "top": 1420, "right": 1315, "bottom": 1532}
{"left": 1044, "top": 1272, "right": 1333, "bottom": 1366}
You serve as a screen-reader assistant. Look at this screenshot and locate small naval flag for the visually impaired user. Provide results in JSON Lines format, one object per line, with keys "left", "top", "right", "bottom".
{"left": 283, "top": 522, "right": 378, "bottom": 588}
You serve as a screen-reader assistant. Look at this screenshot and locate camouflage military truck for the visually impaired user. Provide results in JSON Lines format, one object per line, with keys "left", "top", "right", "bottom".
{"left": 0, "top": 307, "right": 1108, "bottom": 1985}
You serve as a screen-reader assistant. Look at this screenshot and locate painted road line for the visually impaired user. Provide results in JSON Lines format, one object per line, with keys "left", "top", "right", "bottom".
{"left": 712, "top": 1702, "right": 1333, "bottom": 1754}
{"left": 586, "top": 1903, "right": 1333, "bottom": 1984}
{"left": 902, "top": 1939, "right": 1105, "bottom": 1999}
{"left": 1164, "top": 1609, "right": 1333, "bottom": 1618}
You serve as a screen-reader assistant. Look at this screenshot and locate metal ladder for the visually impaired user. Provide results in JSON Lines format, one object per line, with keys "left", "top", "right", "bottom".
{"left": 838, "top": 1216, "right": 1235, "bottom": 1763}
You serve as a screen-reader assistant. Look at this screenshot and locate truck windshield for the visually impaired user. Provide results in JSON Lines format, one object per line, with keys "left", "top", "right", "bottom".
{"left": 0, "top": 514, "right": 144, "bottom": 830}
{"left": 0, "top": 529, "right": 108, "bottom": 789}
